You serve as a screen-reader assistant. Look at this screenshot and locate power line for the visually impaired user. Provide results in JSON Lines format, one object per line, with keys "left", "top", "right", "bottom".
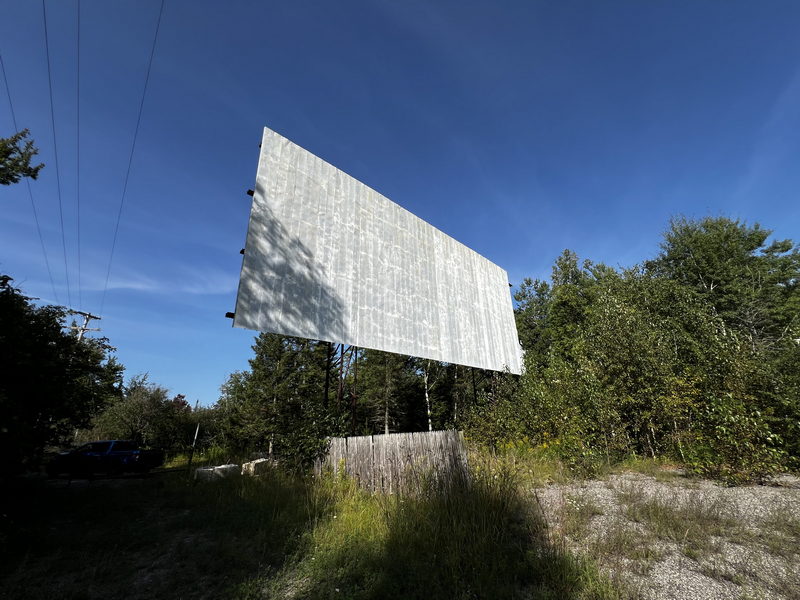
{"left": 76, "top": 0, "right": 82, "bottom": 310}
{"left": 100, "top": 0, "right": 165, "bottom": 316}
{"left": 43, "top": 0, "right": 72, "bottom": 308}
{"left": 0, "top": 51, "right": 60, "bottom": 304}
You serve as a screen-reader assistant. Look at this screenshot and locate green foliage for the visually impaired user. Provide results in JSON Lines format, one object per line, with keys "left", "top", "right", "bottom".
{"left": 461, "top": 370, "right": 530, "bottom": 448}
{"left": 0, "top": 277, "right": 122, "bottom": 476}
{"left": 646, "top": 216, "right": 798, "bottom": 475}
{"left": 217, "top": 334, "right": 343, "bottom": 468}
{"left": 215, "top": 334, "right": 495, "bottom": 467}
{"left": 85, "top": 375, "right": 196, "bottom": 452}
{"left": 426, "top": 363, "right": 492, "bottom": 430}
{"left": 356, "top": 349, "right": 424, "bottom": 434}
{"left": 0, "top": 129, "right": 44, "bottom": 185}
{"left": 683, "top": 393, "right": 786, "bottom": 484}
{"left": 648, "top": 216, "right": 800, "bottom": 344}
{"left": 514, "top": 277, "right": 552, "bottom": 367}
{"left": 467, "top": 216, "right": 798, "bottom": 481}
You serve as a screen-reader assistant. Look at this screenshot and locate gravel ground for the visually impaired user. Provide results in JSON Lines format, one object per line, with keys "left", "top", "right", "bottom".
{"left": 533, "top": 472, "right": 800, "bottom": 600}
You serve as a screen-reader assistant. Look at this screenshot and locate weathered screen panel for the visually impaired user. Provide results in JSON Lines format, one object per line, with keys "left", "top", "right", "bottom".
{"left": 233, "top": 127, "right": 522, "bottom": 374}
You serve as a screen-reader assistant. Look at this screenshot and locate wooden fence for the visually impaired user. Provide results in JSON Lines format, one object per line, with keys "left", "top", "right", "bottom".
{"left": 316, "top": 430, "right": 468, "bottom": 494}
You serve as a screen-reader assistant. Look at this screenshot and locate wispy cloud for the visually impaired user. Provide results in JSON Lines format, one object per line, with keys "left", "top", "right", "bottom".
{"left": 80, "top": 264, "right": 238, "bottom": 296}
{"left": 735, "top": 68, "right": 800, "bottom": 201}
{"left": 171, "top": 265, "right": 239, "bottom": 296}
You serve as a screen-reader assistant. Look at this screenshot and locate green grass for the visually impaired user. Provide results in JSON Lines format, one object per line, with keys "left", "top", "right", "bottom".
{"left": 264, "top": 465, "right": 628, "bottom": 599}
{"left": 698, "top": 563, "right": 746, "bottom": 586}
{"left": 0, "top": 461, "right": 630, "bottom": 600}
{"left": 470, "top": 445, "right": 574, "bottom": 487}
{"left": 607, "top": 456, "right": 685, "bottom": 483}
{"left": 758, "top": 506, "right": 800, "bottom": 559}
{"left": 562, "top": 492, "right": 604, "bottom": 538}
{"left": 615, "top": 486, "right": 738, "bottom": 559}
{"left": 478, "top": 446, "right": 693, "bottom": 487}
{"left": 588, "top": 520, "right": 663, "bottom": 576}
{"left": 162, "top": 445, "right": 239, "bottom": 470}
{"left": 555, "top": 488, "right": 659, "bottom": 579}
{"left": 0, "top": 470, "right": 321, "bottom": 599}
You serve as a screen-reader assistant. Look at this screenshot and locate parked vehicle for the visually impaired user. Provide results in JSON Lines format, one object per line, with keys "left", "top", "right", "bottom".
{"left": 46, "top": 440, "right": 165, "bottom": 477}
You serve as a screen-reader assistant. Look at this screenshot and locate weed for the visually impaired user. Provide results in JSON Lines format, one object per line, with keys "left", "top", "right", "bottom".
{"left": 589, "top": 520, "right": 662, "bottom": 575}
{"left": 699, "top": 563, "right": 745, "bottom": 585}
{"left": 610, "top": 456, "right": 684, "bottom": 483}
{"left": 0, "top": 470, "right": 327, "bottom": 599}
{"left": 163, "top": 445, "right": 239, "bottom": 470}
{"left": 613, "top": 481, "right": 647, "bottom": 506}
{"left": 472, "top": 445, "right": 573, "bottom": 487}
{"left": 269, "top": 465, "right": 627, "bottom": 599}
{"left": 562, "top": 492, "right": 604, "bottom": 538}
{"left": 616, "top": 488, "right": 739, "bottom": 559}
{"left": 753, "top": 505, "right": 800, "bottom": 559}
{"left": 1, "top": 463, "right": 631, "bottom": 600}
{"left": 737, "top": 592, "right": 772, "bottom": 600}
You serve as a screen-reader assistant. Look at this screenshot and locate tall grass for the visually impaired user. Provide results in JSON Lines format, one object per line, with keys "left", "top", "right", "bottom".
{"left": 265, "top": 459, "right": 627, "bottom": 599}
{"left": 1, "top": 458, "right": 628, "bottom": 599}
{"left": 162, "top": 444, "right": 238, "bottom": 470}
{"left": 615, "top": 485, "right": 738, "bottom": 559}
{"left": 1, "top": 469, "right": 325, "bottom": 599}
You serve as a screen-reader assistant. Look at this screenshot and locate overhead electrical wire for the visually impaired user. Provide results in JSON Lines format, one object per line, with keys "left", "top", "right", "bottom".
{"left": 99, "top": 0, "right": 166, "bottom": 317}
{"left": 76, "top": 0, "right": 82, "bottom": 311}
{"left": 0, "top": 51, "right": 60, "bottom": 304}
{"left": 42, "top": 0, "right": 72, "bottom": 308}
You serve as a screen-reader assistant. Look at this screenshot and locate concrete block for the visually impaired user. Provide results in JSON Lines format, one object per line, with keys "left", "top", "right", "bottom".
{"left": 194, "top": 464, "right": 241, "bottom": 481}
{"left": 242, "top": 458, "right": 272, "bottom": 476}
{"left": 194, "top": 467, "right": 216, "bottom": 481}
{"left": 214, "top": 464, "right": 240, "bottom": 478}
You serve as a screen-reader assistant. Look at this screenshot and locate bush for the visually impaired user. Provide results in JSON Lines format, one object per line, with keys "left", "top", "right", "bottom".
{"left": 684, "top": 394, "right": 785, "bottom": 484}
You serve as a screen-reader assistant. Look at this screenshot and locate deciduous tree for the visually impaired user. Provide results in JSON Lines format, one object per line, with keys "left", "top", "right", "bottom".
{"left": 0, "top": 129, "right": 44, "bottom": 185}
{"left": 0, "top": 276, "right": 122, "bottom": 476}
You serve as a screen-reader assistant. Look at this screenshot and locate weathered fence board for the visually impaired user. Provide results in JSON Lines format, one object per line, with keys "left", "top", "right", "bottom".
{"left": 316, "top": 430, "right": 467, "bottom": 493}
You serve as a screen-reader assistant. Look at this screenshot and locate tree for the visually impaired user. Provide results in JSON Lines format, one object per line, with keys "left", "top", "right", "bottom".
{"left": 648, "top": 216, "right": 800, "bottom": 466}
{"left": 514, "top": 278, "right": 552, "bottom": 368}
{"left": 419, "top": 359, "right": 450, "bottom": 431}
{"left": 468, "top": 243, "right": 790, "bottom": 480}
{"left": 647, "top": 216, "right": 800, "bottom": 350}
{"left": 218, "top": 334, "right": 341, "bottom": 466}
{"left": 1, "top": 129, "right": 44, "bottom": 185}
{"left": 0, "top": 276, "right": 123, "bottom": 476}
{"left": 87, "top": 375, "right": 195, "bottom": 452}
{"left": 357, "top": 349, "right": 424, "bottom": 434}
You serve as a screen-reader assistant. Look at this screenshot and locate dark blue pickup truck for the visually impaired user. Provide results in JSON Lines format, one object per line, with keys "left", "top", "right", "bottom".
{"left": 47, "top": 440, "right": 165, "bottom": 477}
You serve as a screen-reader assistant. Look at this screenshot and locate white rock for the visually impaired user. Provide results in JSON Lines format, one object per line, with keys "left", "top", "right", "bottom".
{"left": 241, "top": 458, "right": 272, "bottom": 476}
{"left": 214, "top": 464, "right": 241, "bottom": 478}
{"left": 194, "top": 464, "right": 241, "bottom": 481}
{"left": 194, "top": 467, "right": 216, "bottom": 481}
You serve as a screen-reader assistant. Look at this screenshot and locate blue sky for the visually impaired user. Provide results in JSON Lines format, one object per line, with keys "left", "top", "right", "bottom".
{"left": 2, "top": 0, "right": 799, "bottom": 405}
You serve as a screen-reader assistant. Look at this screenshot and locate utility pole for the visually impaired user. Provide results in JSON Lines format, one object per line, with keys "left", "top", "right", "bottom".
{"left": 323, "top": 341, "right": 332, "bottom": 409}
{"left": 68, "top": 310, "right": 101, "bottom": 342}
{"left": 187, "top": 400, "right": 201, "bottom": 479}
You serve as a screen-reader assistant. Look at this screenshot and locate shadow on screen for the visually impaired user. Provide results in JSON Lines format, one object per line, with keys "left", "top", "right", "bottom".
{"left": 235, "top": 180, "right": 347, "bottom": 345}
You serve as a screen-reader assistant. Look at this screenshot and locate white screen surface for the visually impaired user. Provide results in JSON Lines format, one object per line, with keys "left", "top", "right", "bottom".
{"left": 233, "top": 127, "right": 522, "bottom": 374}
